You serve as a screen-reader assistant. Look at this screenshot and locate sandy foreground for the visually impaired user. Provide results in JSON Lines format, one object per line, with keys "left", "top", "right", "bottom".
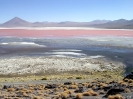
{"left": 0, "top": 27, "right": 133, "bottom": 37}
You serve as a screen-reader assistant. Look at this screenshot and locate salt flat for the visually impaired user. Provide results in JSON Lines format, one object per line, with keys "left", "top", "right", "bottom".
{"left": 0, "top": 27, "right": 133, "bottom": 31}
{"left": 0, "top": 56, "right": 125, "bottom": 75}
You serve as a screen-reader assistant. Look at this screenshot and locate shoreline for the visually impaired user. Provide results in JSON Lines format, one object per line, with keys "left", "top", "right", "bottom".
{"left": 0, "top": 27, "right": 133, "bottom": 30}
{"left": 0, "top": 56, "right": 125, "bottom": 75}
{"left": 0, "top": 56, "right": 125, "bottom": 83}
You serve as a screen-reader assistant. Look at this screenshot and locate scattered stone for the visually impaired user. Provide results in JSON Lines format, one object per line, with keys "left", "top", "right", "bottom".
{"left": 3, "top": 85, "right": 11, "bottom": 89}
{"left": 74, "top": 87, "right": 84, "bottom": 93}
{"left": 45, "top": 84, "right": 57, "bottom": 89}
{"left": 0, "top": 79, "right": 132, "bottom": 99}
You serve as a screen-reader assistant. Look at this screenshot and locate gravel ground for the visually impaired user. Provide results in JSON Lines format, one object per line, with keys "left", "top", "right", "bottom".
{"left": 0, "top": 78, "right": 133, "bottom": 99}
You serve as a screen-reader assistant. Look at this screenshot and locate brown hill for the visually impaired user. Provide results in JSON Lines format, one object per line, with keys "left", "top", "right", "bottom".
{"left": 0, "top": 17, "right": 32, "bottom": 27}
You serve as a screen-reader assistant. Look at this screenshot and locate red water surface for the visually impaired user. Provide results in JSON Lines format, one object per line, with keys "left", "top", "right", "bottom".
{"left": 0, "top": 29, "right": 133, "bottom": 37}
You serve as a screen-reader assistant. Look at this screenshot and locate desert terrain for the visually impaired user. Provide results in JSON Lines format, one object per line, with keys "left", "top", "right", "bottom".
{"left": 0, "top": 27, "right": 133, "bottom": 98}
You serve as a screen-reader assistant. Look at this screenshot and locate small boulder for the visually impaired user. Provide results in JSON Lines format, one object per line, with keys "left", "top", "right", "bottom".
{"left": 45, "top": 84, "right": 57, "bottom": 89}
{"left": 3, "top": 85, "right": 11, "bottom": 89}
{"left": 104, "top": 88, "right": 124, "bottom": 97}
{"left": 124, "top": 72, "right": 133, "bottom": 80}
{"left": 74, "top": 87, "right": 84, "bottom": 93}
{"left": 64, "top": 82, "right": 72, "bottom": 85}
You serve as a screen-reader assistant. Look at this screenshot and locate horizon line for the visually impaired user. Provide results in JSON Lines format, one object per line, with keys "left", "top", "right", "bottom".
{"left": 1, "top": 16, "right": 133, "bottom": 24}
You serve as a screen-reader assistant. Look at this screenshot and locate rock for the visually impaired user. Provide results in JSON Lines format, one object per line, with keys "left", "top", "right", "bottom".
{"left": 74, "top": 87, "right": 84, "bottom": 93}
{"left": 3, "top": 85, "right": 11, "bottom": 89}
{"left": 103, "top": 86, "right": 112, "bottom": 91}
{"left": 104, "top": 88, "right": 124, "bottom": 97}
{"left": 64, "top": 82, "right": 72, "bottom": 85}
{"left": 124, "top": 72, "right": 133, "bottom": 80}
{"left": 45, "top": 84, "right": 57, "bottom": 89}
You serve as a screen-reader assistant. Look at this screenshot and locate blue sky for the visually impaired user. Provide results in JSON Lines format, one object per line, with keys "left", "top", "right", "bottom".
{"left": 0, "top": 0, "right": 133, "bottom": 23}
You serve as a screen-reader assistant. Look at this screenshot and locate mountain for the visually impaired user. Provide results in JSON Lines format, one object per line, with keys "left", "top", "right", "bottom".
{"left": 0, "top": 17, "right": 110, "bottom": 27}
{"left": 0, "top": 17, "right": 133, "bottom": 29}
{"left": 0, "top": 17, "right": 32, "bottom": 27}
{"left": 89, "top": 19, "right": 133, "bottom": 29}
{"left": 31, "top": 21, "right": 110, "bottom": 27}
{"left": 89, "top": 20, "right": 111, "bottom": 24}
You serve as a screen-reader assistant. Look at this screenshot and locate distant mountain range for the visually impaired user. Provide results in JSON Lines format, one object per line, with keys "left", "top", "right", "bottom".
{"left": 0, "top": 17, "right": 133, "bottom": 29}
{"left": 89, "top": 19, "right": 133, "bottom": 29}
{"left": 0, "top": 17, "right": 110, "bottom": 27}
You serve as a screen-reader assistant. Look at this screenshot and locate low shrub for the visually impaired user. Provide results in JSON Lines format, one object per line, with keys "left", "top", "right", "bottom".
{"left": 76, "top": 77, "right": 82, "bottom": 79}
{"left": 76, "top": 93, "right": 83, "bottom": 99}
{"left": 108, "top": 94, "right": 124, "bottom": 99}
{"left": 41, "top": 78, "right": 47, "bottom": 80}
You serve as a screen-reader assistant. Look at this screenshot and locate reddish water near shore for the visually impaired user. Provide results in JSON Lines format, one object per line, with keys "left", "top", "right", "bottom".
{"left": 0, "top": 29, "right": 133, "bottom": 37}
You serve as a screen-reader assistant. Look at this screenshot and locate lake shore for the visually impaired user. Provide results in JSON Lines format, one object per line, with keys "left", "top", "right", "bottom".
{"left": 0, "top": 56, "right": 125, "bottom": 83}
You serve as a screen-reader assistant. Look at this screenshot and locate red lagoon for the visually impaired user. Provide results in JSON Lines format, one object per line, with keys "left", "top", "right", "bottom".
{"left": 0, "top": 29, "right": 133, "bottom": 37}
